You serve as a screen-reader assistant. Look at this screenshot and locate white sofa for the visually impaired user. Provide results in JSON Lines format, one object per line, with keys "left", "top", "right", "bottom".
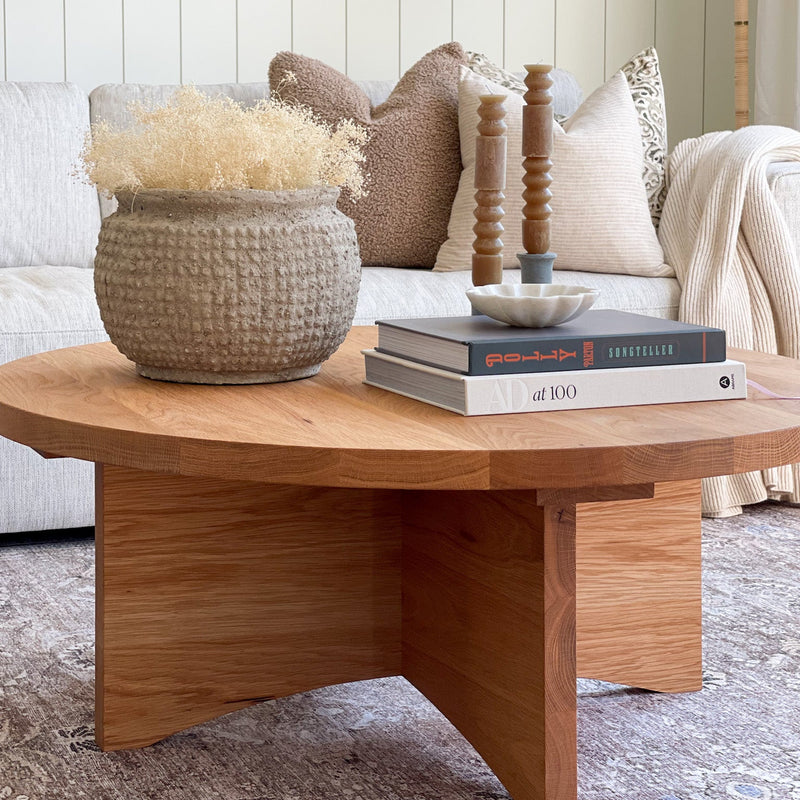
{"left": 0, "top": 74, "right": 793, "bottom": 534}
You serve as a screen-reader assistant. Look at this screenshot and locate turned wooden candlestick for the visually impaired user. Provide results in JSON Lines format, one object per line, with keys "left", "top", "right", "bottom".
{"left": 521, "top": 65, "right": 553, "bottom": 256}
{"left": 472, "top": 94, "right": 507, "bottom": 287}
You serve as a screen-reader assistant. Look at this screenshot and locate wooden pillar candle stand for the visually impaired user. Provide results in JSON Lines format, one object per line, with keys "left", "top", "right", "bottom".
{"left": 518, "top": 65, "right": 557, "bottom": 284}
{"left": 471, "top": 94, "right": 507, "bottom": 300}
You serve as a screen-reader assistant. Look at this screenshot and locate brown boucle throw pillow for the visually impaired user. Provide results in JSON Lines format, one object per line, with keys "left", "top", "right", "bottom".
{"left": 269, "top": 42, "right": 466, "bottom": 267}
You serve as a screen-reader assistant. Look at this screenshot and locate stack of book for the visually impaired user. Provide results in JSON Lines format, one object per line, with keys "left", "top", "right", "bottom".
{"left": 363, "top": 309, "right": 747, "bottom": 415}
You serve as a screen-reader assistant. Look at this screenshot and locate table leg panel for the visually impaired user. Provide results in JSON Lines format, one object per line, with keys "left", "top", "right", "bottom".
{"left": 575, "top": 479, "right": 703, "bottom": 693}
{"left": 95, "top": 464, "right": 402, "bottom": 751}
{"left": 401, "top": 490, "right": 577, "bottom": 800}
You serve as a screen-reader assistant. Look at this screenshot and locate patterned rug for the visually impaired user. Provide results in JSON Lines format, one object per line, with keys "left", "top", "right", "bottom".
{"left": 1, "top": 502, "right": 800, "bottom": 800}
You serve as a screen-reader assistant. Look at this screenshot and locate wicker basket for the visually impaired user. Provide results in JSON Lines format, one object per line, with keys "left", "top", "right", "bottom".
{"left": 94, "top": 187, "right": 361, "bottom": 384}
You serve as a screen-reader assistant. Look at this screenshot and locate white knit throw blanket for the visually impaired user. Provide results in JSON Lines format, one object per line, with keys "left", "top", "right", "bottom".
{"left": 659, "top": 125, "right": 800, "bottom": 517}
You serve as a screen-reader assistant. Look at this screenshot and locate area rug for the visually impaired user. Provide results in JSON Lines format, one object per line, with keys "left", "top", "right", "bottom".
{"left": 1, "top": 503, "right": 800, "bottom": 800}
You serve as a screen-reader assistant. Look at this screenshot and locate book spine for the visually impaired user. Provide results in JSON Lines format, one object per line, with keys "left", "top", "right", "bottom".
{"left": 463, "top": 360, "right": 746, "bottom": 415}
{"left": 469, "top": 331, "right": 726, "bottom": 375}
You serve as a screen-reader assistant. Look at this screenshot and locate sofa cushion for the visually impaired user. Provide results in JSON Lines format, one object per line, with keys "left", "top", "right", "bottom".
{"left": 434, "top": 67, "right": 671, "bottom": 278}
{"left": 90, "top": 81, "right": 271, "bottom": 129}
{"left": 0, "top": 83, "right": 101, "bottom": 270}
{"left": 0, "top": 265, "right": 107, "bottom": 534}
{"left": 0, "top": 266, "right": 107, "bottom": 362}
{"left": 354, "top": 267, "right": 679, "bottom": 325}
{"left": 270, "top": 43, "right": 467, "bottom": 268}
{"left": 90, "top": 80, "right": 394, "bottom": 130}
{"left": 768, "top": 162, "right": 800, "bottom": 269}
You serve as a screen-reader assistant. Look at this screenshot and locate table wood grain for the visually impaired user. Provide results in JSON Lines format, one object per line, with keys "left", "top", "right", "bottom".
{"left": 0, "top": 328, "right": 799, "bottom": 490}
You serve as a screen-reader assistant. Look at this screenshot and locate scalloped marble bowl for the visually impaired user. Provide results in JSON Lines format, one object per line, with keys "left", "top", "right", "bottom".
{"left": 466, "top": 284, "right": 600, "bottom": 328}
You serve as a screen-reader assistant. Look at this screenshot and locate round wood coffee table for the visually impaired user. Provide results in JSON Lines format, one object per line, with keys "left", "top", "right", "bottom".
{"left": 1, "top": 327, "right": 800, "bottom": 800}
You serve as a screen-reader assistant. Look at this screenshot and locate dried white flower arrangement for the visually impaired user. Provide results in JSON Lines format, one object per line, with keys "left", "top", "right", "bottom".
{"left": 81, "top": 85, "right": 367, "bottom": 198}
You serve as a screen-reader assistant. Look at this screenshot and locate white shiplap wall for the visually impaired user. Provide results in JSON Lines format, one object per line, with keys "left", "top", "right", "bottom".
{"left": 237, "top": 0, "right": 292, "bottom": 83}
{"left": 123, "top": 0, "right": 180, "bottom": 84}
{"left": 0, "top": 0, "right": 735, "bottom": 145}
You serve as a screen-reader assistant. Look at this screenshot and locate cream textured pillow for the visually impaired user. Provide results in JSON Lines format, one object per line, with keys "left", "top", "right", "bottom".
{"left": 269, "top": 43, "right": 466, "bottom": 268}
{"left": 466, "top": 48, "right": 667, "bottom": 226}
{"left": 0, "top": 82, "right": 101, "bottom": 268}
{"left": 434, "top": 67, "right": 671, "bottom": 277}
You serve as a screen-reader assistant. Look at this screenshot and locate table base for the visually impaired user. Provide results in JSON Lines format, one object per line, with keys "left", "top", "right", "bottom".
{"left": 95, "top": 465, "right": 702, "bottom": 800}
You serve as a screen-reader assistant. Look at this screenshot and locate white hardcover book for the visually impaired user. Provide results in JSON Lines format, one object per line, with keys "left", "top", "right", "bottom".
{"left": 363, "top": 349, "right": 747, "bottom": 416}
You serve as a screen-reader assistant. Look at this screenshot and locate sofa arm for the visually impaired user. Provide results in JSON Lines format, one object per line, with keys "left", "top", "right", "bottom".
{"left": 768, "top": 162, "right": 800, "bottom": 263}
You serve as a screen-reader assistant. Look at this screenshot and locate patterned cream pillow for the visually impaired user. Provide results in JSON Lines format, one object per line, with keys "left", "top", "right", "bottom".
{"left": 433, "top": 66, "right": 671, "bottom": 277}
{"left": 467, "top": 48, "right": 667, "bottom": 227}
{"left": 620, "top": 48, "right": 668, "bottom": 226}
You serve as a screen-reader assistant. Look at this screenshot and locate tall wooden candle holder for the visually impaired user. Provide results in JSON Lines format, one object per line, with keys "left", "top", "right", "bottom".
{"left": 471, "top": 94, "right": 507, "bottom": 292}
{"left": 518, "top": 64, "right": 556, "bottom": 284}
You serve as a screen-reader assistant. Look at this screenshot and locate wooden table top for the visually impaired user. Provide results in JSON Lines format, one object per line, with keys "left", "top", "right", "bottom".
{"left": 1, "top": 327, "right": 800, "bottom": 490}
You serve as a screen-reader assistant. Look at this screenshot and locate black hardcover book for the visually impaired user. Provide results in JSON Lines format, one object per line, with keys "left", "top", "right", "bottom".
{"left": 375, "top": 310, "right": 726, "bottom": 375}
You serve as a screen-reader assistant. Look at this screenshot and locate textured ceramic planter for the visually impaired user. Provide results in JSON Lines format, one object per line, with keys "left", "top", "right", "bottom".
{"left": 94, "top": 187, "right": 361, "bottom": 384}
